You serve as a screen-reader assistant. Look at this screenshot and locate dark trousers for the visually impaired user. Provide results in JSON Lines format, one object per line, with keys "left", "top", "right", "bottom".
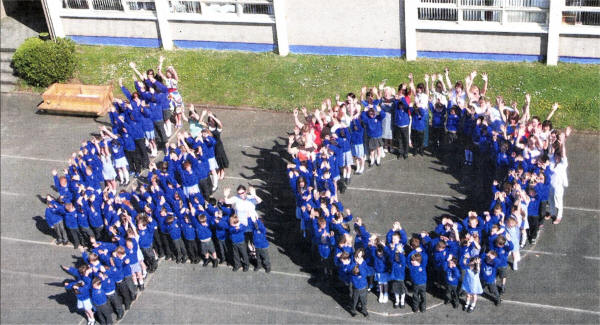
{"left": 116, "top": 279, "right": 136, "bottom": 309}
{"left": 94, "top": 302, "right": 113, "bottom": 325}
{"left": 52, "top": 221, "right": 68, "bottom": 243}
{"left": 215, "top": 238, "right": 228, "bottom": 263}
{"left": 134, "top": 138, "right": 149, "bottom": 170}
{"left": 528, "top": 215, "right": 541, "bottom": 240}
{"left": 232, "top": 242, "right": 249, "bottom": 269}
{"left": 80, "top": 227, "right": 94, "bottom": 244}
{"left": 153, "top": 232, "right": 165, "bottom": 257}
{"left": 483, "top": 281, "right": 500, "bottom": 303}
{"left": 394, "top": 126, "right": 409, "bottom": 156}
{"left": 184, "top": 238, "right": 199, "bottom": 261}
{"left": 153, "top": 120, "right": 167, "bottom": 148}
{"left": 255, "top": 247, "right": 271, "bottom": 271}
{"left": 159, "top": 231, "right": 174, "bottom": 259}
{"left": 411, "top": 130, "right": 424, "bottom": 155}
{"left": 172, "top": 238, "right": 187, "bottom": 260}
{"left": 66, "top": 227, "right": 82, "bottom": 248}
{"left": 430, "top": 127, "right": 445, "bottom": 152}
{"left": 106, "top": 292, "right": 124, "bottom": 318}
{"left": 446, "top": 284, "right": 459, "bottom": 305}
{"left": 351, "top": 287, "right": 368, "bottom": 312}
{"left": 124, "top": 150, "right": 139, "bottom": 174}
{"left": 141, "top": 246, "right": 158, "bottom": 272}
{"left": 412, "top": 284, "right": 427, "bottom": 312}
{"left": 92, "top": 225, "right": 104, "bottom": 241}
{"left": 198, "top": 177, "right": 211, "bottom": 198}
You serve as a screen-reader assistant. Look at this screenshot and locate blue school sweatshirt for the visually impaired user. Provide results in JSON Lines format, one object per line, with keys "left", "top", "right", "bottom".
{"left": 351, "top": 264, "right": 368, "bottom": 290}
{"left": 443, "top": 261, "right": 460, "bottom": 286}
{"left": 91, "top": 287, "right": 108, "bottom": 306}
{"left": 408, "top": 261, "right": 428, "bottom": 286}
{"left": 480, "top": 255, "right": 500, "bottom": 284}
{"left": 411, "top": 106, "right": 428, "bottom": 132}
{"left": 349, "top": 118, "right": 365, "bottom": 145}
{"left": 360, "top": 110, "right": 386, "bottom": 138}
{"left": 394, "top": 97, "right": 411, "bottom": 127}
{"left": 388, "top": 252, "right": 406, "bottom": 281}
{"left": 229, "top": 224, "right": 246, "bottom": 244}
{"left": 491, "top": 241, "right": 514, "bottom": 268}
{"left": 430, "top": 105, "right": 447, "bottom": 128}
{"left": 251, "top": 219, "right": 269, "bottom": 249}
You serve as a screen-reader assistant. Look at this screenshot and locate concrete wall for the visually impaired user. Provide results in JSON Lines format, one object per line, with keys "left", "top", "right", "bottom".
{"left": 61, "top": 17, "right": 159, "bottom": 38}
{"left": 170, "top": 21, "right": 274, "bottom": 43}
{"left": 559, "top": 35, "right": 599, "bottom": 58}
{"left": 416, "top": 30, "right": 547, "bottom": 55}
{"left": 286, "top": 0, "right": 402, "bottom": 49}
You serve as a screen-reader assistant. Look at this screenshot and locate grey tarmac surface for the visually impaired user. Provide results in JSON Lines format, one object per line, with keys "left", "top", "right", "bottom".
{"left": 1, "top": 92, "right": 598, "bottom": 324}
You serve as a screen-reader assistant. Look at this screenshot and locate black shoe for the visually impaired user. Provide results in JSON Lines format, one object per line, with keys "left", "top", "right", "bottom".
{"left": 400, "top": 302, "right": 405, "bottom": 309}
{"left": 349, "top": 310, "right": 357, "bottom": 317}
{"left": 420, "top": 307, "right": 426, "bottom": 313}
{"left": 468, "top": 305, "right": 474, "bottom": 313}
{"left": 254, "top": 266, "right": 260, "bottom": 272}
{"left": 242, "top": 267, "right": 249, "bottom": 272}
{"left": 265, "top": 267, "right": 271, "bottom": 273}
{"left": 499, "top": 285, "right": 505, "bottom": 295}
{"left": 495, "top": 298, "right": 501, "bottom": 306}
{"left": 116, "top": 314, "right": 124, "bottom": 321}
{"left": 232, "top": 267, "right": 239, "bottom": 272}
{"left": 463, "top": 304, "right": 467, "bottom": 311}
{"left": 203, "top": 259, "right": 210, "bottom": 267}
{"left": 444, "top": 299, "right": 449, "bottom": 305}
{"left": 139, "top": 284, "right": 145, "bottom": 291}
{"left": 212, "top": 259, "right": 218, "bottom": 268}
{"left": 360, "top": 309, "right": 368, "bottom": 317}
{"left": 125, "top": 305, "right": 131, "bottom": 311}
{"left": 393, "top": 303, "right": 398, "bottom": 309}
{"left": 412, "top": 306, "right": 418, "bottom": 313}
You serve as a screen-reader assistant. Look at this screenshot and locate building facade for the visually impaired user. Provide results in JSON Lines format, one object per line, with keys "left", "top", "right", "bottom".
{"left": 42, "top": 0, "right": 600, "bottom": 65}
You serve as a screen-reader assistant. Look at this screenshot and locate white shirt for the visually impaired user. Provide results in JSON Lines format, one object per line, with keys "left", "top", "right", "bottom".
{"left": 549, "top": 156, "right": 569, "bottom": 188}
{"left": 228, "top": 195, "right": 258, "bottom": 226}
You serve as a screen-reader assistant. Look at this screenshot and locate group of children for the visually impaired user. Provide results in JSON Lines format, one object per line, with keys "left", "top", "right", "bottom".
{"left": 43, "top": 58, "right": 281, "bottom": 325}
{"left": 286, "top": 69, "right": 571, "bottom": 316}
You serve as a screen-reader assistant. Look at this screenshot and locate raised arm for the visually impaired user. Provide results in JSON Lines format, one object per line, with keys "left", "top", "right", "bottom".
{"left": 481, "top": 72, "right": 488, "bottom": 96}
{"left": 444, "top": 67, "right": 452, "bottom": 90}
{"left": 546, "top": 102, "right": 559, "bottom": 121}
{"left": 157, "top": 55, "right": 166, "bottom": 81}
{"left": 519, "top": 94, "right": 531, "bottom": 124}
{"left": 129, "top": 62, "right": 145, "bottom": 81}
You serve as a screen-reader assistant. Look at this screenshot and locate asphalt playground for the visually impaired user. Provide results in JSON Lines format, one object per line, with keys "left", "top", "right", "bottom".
{"left": 1, "top": 92, "right": 599, "bottom": 324}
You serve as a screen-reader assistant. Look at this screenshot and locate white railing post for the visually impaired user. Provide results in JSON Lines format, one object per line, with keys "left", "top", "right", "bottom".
{"left": 42, "top": 0, "right": 65, "bottom": 38}
{"left": 546, "top": 0, "right": 562, "bottom": 65}
{"left": 154, "top": 0, "right": 174, "bottom": 50}
{"left": 404, "top": 0, "right": 418, "bottom": 61}
{"left": 121, "top": 0, "right": 129, "bottom": 12}
{"left": 273, "top": 0, "right": 289, "bottom": 56}
{"left": 457, "top": 1, "right": 463, "bottom": 23}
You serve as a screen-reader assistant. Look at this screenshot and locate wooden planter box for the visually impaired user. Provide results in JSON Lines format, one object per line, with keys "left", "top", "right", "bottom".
{"left": 38, "top": 83, "right": 113, "bottom": 116}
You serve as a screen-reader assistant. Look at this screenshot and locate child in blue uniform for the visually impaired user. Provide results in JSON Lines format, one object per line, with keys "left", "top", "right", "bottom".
{"left": 461, "top": 256, "right": 483, "bottom": 312}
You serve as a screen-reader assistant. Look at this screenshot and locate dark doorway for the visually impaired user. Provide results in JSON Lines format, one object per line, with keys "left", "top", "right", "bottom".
{"left": 2, "top": 0, "right": 48, "bottom": 33}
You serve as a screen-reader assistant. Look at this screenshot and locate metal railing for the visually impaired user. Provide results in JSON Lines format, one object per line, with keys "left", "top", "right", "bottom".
{"left": 63, "top": 0, "right": 155, "bottom": 11}
{"left": 168, "top": 0, "right": 273, "bottom": 15}
{"left": 563, "top": 0, "right": 600, "bottom": 25}
{"left": 417, "top": 0, "right": 549, "bottom": 24}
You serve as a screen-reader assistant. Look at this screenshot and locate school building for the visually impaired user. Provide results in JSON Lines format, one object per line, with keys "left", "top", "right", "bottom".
{"left": 41, "top": 0, "right": 600, "bottom": 65}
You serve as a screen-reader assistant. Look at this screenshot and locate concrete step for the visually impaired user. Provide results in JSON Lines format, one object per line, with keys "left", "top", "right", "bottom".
{"left": 0, "top": 50, "right": 14, "bottom": 63}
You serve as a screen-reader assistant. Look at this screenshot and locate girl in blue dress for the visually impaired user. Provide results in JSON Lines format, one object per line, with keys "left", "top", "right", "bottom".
{"left": 461, "top": 256, "right": 483, "bottom": 313}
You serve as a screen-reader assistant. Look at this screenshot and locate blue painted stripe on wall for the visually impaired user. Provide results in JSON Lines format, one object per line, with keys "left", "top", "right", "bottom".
{"left": 417, "top": 50, "right": 542, "bottom": 62}
{"left": 66, "top": 35, "right": 600, "bottom": 64}
{"left": 290, "top": 45, "right": 404, "bottom": 57}
{"left": 558, "top": 56, "right": 600, "bottom": 64}
{"left": 68, "top": 35, "right": 160, "bottom": 48}
{"left": 173, "top": 40, "right": 274, "bottom": 52}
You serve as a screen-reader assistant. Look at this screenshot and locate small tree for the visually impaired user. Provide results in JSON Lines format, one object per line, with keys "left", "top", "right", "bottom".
{"left": 12, "top": 37, "right": 78, "bottom": 88}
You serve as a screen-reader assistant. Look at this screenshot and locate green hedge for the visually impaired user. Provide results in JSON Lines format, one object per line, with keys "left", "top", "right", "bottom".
{"left": 12, "top": 37, "right": 78, "bottom": 88}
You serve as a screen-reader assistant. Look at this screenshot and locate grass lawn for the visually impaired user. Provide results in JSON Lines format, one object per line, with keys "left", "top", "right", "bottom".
{"left": 50, "top": 45, "right": 600, "bottom": 130}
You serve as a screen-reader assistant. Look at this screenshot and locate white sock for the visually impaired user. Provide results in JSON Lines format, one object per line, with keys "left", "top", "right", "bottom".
{"left": 395, "top": 294, "right": 400, "bottom": 305}
{"left": 212, "top": 174, "right": 218, "bottom": 189}
{"left": 376, "top": 155, "right": 381, "bottom": 164}
{"left": 400, "top": 293, "right": 405, "bottom": 304}
{"left": 124, "top": 171, "right": 130, "bottom": 183}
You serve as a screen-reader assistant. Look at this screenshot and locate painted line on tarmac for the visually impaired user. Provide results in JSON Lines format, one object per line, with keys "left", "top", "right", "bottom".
{"left": 1, "top": 236, "right": 65, "bottom": 247}
{"left": 142, "top": 289, "right": 367, "bottom": 323}
{"left": 563, "top": 206, "right": 600, "bottom": 213}
{"left": 346, "top": 186, "right": 461, "bottom": 200}
{"left": 1, "top": 269, "right": 64, "bottom": 281}
{"left": 501, "top": 299, "right": 600, "bottom": 316}
{"left": 1, "top": 154, "right": 68, "bottom": 163}
{"left": 369, "top": 302, "right": 443, "bottom": 317}
{"left": 522, "top": 249, "right": 600, "bottom": 261}
{"left": 116, "top": 260, "right": 160, "bottom": 324}
{"left": 1, "top": 191, "right": 29, "bottom": 197}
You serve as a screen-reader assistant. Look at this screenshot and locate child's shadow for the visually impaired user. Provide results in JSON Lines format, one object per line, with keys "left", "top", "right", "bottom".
{"left": 307, "top": 277, "right": 352, "bottom": 313}
{"left": 47, "top": 282, "right": 79, "bottom": 314}
{"left": 32, "top": 216, "right": 53, "bottom": 236}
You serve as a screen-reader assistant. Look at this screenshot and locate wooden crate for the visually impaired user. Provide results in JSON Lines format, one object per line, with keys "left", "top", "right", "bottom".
{"left": 38, "top": 83, "right": 113, "bottom": 116}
